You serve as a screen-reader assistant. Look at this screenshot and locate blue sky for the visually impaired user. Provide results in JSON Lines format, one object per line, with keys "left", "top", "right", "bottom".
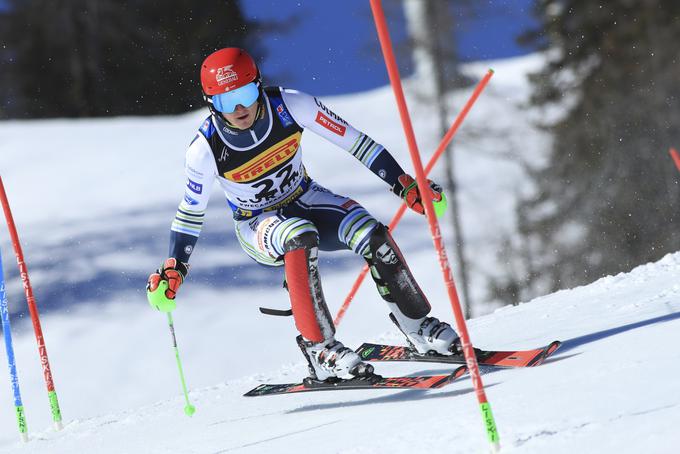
{"left": 243, "top": 0, "right": 539, "bottom": 95}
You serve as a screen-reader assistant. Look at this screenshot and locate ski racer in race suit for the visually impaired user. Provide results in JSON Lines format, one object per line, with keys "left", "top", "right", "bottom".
{"left": 147, "top": 48, "right": 460, "bottom": 380}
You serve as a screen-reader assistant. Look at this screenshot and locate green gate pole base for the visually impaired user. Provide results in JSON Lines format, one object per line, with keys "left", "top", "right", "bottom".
{"left": 16, "top": 405, "right": 28, "bottom": 442}
{"left": 480, "top": 402, "right": 500, "bottom": 452}
{"left": 49, "top": 390, "right": 63, "bottom": 430}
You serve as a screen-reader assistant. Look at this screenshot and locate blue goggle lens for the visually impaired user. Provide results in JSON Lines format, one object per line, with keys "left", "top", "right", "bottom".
{"left": 212, "top": 82, "right": 260, "bottom": 113}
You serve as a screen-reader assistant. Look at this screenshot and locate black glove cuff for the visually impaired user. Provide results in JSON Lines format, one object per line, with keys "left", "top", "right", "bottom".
{"left": 175, "top": 261, "right": 189, "bottom": 279}
{"left": 391, "top": 182, "right": 402, "bottom": 197}
{"left": 158, "top": 259, "right": 190, "bottom": 280}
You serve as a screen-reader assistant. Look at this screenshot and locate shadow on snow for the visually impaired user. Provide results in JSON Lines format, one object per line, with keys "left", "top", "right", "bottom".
{"left": 557, "top": 311, "right": 680, "bottom": 353}
{"left": 286, "top": 384, "right": 490, "bottom": 413}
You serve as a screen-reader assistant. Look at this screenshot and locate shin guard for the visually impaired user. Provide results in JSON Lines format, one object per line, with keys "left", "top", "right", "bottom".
{"left": 284, "top": 232, "right": 335, "bottom": 343}
{"left": 365, "top": 224, "right": 431, "bottom": 319}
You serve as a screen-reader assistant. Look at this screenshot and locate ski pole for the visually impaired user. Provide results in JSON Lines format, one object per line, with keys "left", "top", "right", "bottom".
{"left": 670, "top": 148, "right": 680, "bottom": 173}
{"left": 167, "top": 312, "right": 196, "bottom": 416}
{"left": 0, "top": 249, "right": 29, "bottom": 442}
{"left": 0, "top": 176, "right": 63, "bottom": 430}
{"left": 334, "top": 69, "right": 494, "bottom": 326}
{"left": 369, "top": 1, "right": 500, "bottom": 450}
{"left": 167, "top": 311, "right": 195, "bottom": 416}
{"left": 148, "top": 280, "right": 195, "bottom": 416}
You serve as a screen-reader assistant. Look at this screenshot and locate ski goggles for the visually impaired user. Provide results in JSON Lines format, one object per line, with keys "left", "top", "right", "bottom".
{"left": 211, "top": 82, "right": 260, "bottom": 113}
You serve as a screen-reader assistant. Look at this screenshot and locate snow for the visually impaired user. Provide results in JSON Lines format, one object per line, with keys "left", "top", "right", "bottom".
{"left": 1, "top": 54, "right": 679, "bottom": 453}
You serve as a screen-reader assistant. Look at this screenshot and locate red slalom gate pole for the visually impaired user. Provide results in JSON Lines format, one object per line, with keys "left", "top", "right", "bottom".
{"left": 0, "top": 176, "right": 63, "bottom": 430}
{"left": 369, "top": 1, "right": 500, "bottom": 450}
{"left": 670, "top": 148, "right": 680, "bottom": 173}
{"left": 334, "top": 70, "right": 494, "bottom": 326}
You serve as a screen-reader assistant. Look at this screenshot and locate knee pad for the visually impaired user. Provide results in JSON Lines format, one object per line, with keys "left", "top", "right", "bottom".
{"left": 284, "top": 231, "right": 319, "bottom": 252}
{"left": 366, "top": 224, "right": 431, "bottom": 319}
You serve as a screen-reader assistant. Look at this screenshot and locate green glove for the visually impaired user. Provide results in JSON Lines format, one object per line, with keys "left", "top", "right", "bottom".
{"left": 147, "top": 280, "right": 176, "bottom": 312}
{"left": 146, "top": 258, "right": 188, "bottom": 312}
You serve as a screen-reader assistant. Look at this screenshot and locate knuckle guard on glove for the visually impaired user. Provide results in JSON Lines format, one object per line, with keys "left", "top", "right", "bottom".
{"left": 147, "top": 273, "right": 162, "bottom": 292}
{"left": 393, "top": 174, "right": 443, "bottom": 215}
{"left": 147, "top": 258, "right": 189, "bottom": 300}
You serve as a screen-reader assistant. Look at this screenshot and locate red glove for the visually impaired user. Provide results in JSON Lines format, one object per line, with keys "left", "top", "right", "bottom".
{"left": 147, "top": 258, "right": 189, "bottom": 300}
{"left": 393, "top": 174, "right": 443, "bottom": 215}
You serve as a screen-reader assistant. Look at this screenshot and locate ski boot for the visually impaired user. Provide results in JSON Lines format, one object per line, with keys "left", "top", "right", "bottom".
{"left": 297, "top": 335, "right": 376, "bottom": 383}
{"left": 389, "top": 313, "right": 462, "bottom": 356}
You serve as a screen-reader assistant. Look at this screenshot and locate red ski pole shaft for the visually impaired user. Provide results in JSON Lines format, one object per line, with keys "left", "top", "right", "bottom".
{"left": 0, "top": 176, "right": 63, "bottom": 430}
{"left": 334, "top": 70, "right": 493, "bottom": 326}
{"left": 369, "top": 1, "right": 499, "bottom": 450}
{"left": 670, "top": 148, "right": 680, "bottom": 173}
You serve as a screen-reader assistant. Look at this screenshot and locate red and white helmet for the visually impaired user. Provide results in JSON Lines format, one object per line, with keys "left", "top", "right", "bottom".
{"left": 200, "top": 48, "right": 260, "bottom": 96}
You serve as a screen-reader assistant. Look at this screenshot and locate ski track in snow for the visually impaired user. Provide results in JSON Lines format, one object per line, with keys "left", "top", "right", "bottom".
{"left": 1, "top": 54, "right": 679, "bottom": 453}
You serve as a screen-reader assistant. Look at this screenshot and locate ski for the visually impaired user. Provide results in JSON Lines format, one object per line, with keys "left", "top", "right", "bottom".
{"left": 356, "top": 340, "right": 561, "bottom": 368}
{"left": 243, "top": 366, "right": 468, "bottom": 397}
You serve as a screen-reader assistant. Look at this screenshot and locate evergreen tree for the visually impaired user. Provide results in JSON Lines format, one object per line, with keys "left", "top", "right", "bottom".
{"left": 516, "top": 0, "right": 680, "bottom": 294}
{"left": 0, "top": 0, "right": 261, "bottom": 118}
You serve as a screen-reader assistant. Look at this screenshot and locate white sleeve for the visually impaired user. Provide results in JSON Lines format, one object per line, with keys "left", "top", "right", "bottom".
{"left": 281, "top": 88, "right": 405, "bottom": 186}
{"left": 281, "top": 89, "right": 386, "bottom": 166}
{"left": 170, "top": 136, "right": 217, "bottom": 237}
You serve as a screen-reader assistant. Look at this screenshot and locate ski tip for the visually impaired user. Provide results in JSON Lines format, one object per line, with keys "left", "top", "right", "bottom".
{"left": 544, "top": 340, "right": 562, "bottom": 357}
{"left": 546, "top": 340, "right": 562, "bottom": 356}
{"left": 243, "top": 386, "right": 262, "bottom": 397}
{"left": 527, "top": 340, "right": 563, "bottom": 367}
{"left": 430, "top": 366, "right": 468, "bottom": 388}
{"left": 452, "top": 365, "right": 469, "bottom": 380}
{"left": 244, "top": 384, "right": 283, "bottom": 397}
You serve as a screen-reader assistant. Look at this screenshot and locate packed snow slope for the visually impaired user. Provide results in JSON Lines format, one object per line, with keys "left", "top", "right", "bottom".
{"left": 1, "top": 54, "right": 679, "bottom": 453}
{"left": 2, "top": 254, "right": 680, "bottom": 454}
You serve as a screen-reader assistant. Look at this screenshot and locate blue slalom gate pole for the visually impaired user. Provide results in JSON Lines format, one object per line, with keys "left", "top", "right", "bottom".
{"left": 0, "top": 249, "right": 28, "bottom": 442}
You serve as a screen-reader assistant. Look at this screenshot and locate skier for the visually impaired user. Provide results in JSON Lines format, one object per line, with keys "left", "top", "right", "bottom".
{"left": 147, "top": 48, "right": 460, "bottom": 381}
